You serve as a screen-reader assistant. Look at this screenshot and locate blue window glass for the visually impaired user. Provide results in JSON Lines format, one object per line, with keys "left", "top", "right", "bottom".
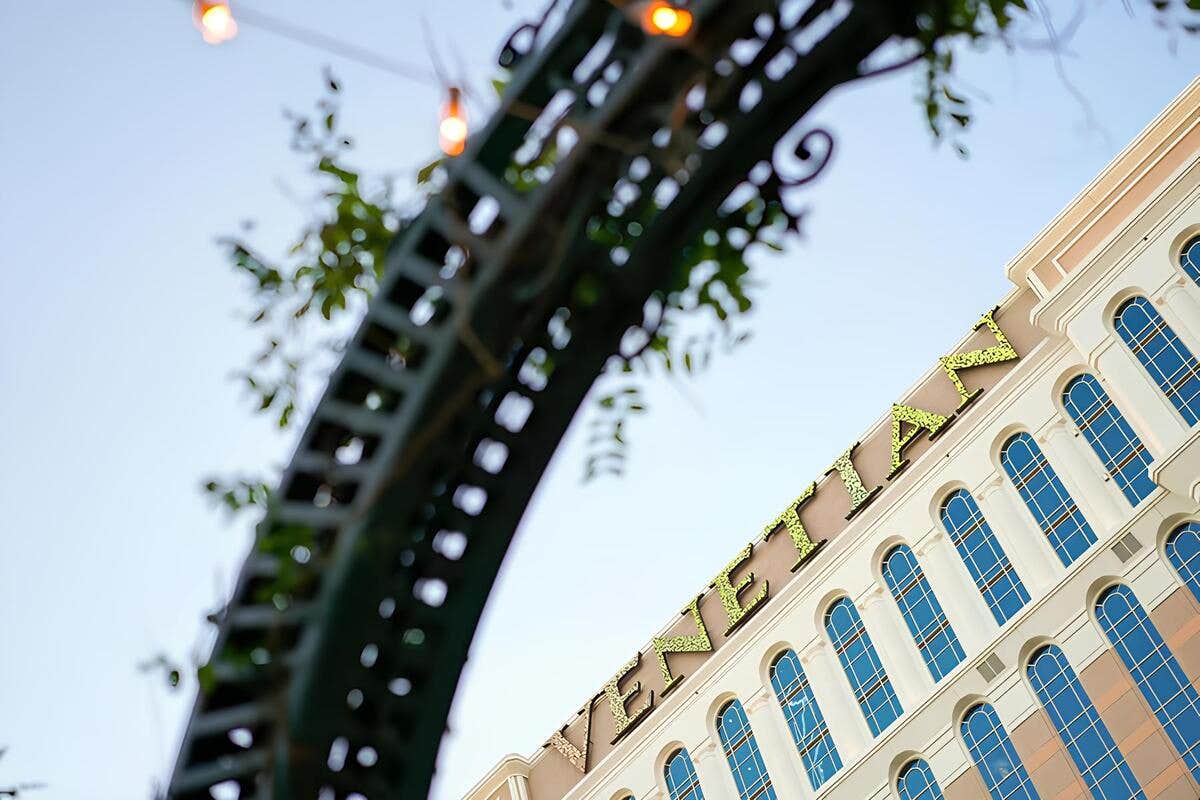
{"left": 1001, "top": 433, "right": 1097, "bottom": 566}
{"left": 961, "top": 703, "right": 1040, "bottom": 800}
{"left": 769, "top": 649, "right": 842, "bottom": 790}
{"left": 1027, "top": 645, "right": 1145, "bottom": 800}
{"left": 716, "top": 699, "right": 776, "bottom": 800}
{"left": 665, "top": 749, "right": 704, "bottom": 800}
{"left": 824, "top": 597, "right": 903, "bottom": 736}
{"left": 1181, "top": 235, "right": 1200, "bottom": 286}
{"left": 896, "top": 759, "right": 944, "bottom": 800}
{"left": 1115, "top": 296, "right": 1200, "bottom": 426}
{"left": 1166, "top": 522, "right": 1200, "bottom": 603}
{"left": 881, "top": 545, "right": 965, "bottom": 682}
{"left": 1062, "top": 374, "right": 1156, "bottom": 505}
{"left": 940, "top": 489, "right": 1030, "bottom": 625}
{"left": 1096, "top": 584, "right": 1200, "bottom": 781}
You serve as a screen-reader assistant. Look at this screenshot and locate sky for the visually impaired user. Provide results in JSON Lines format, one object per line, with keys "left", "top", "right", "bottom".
{"left": 0, "top": 2, "right": 1195, "bottom": 799}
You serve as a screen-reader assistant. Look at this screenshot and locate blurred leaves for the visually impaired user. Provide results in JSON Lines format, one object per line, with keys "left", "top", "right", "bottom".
{"left": 223, "top": 70, "right": 402, "bottom": 432}
{"left": 202, "top": 476, "right": 271, "bottom": 515}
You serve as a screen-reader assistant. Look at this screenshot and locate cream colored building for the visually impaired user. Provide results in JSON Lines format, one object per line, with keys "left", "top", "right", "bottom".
{"left": 464, "top": 79, "right": 1200, "bottom": 800}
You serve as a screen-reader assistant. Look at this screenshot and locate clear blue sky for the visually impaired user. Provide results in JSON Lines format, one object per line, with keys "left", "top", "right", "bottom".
{"left": 0, "top": 2, "right": 1194, "bottom": 799}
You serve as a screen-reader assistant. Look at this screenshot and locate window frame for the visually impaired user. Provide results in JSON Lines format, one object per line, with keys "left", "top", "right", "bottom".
{"left": 1026, "top": 644, "right": 1145, "bottom": 800}
{"left": 1113, "top": 295, "right": 1200, "bottom": 427}
{"left": 1095, "top": 583, "right": 1200, "bottom": 782}
{"left": 715, "top": 699, "right": 776, "bottom": 800}
{"left": 824, "top": 596, "right": 904, "bottom": 737}
{"left": 1165, "top": 521, "right": 1200, "bottom": 603}
{"left": 959, "top": 702, "right": 1039, "bottom": 800}
{"left": 1060, "top": 372, "right": 1156, "bottom": 506}
{"left": 895, "top": 758, "right": 945, "bottom": 800}
{"left": 768, "top": 649, "right": 842, "bottom": 790}
{"left": 1000, "top": 432, "right": 1097, "bottom": 566}
{"left": 663, "top": 748, "right": 705, "bottom": 800}
{"left": 938, "top": 488, "right": 1030, "bottom": 625}
{"left": 881, "top": 544, "right": 965, "bottom": 682}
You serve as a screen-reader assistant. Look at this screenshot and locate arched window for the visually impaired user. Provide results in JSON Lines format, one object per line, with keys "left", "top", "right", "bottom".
{"left": 715, "top": 700, "right": 775, "bottom": 800}
{"left": 1181, "top": 234, "right": 1200, "bottom": 286}
{"left": 769, "top": 650, "right": 841, "bottom": 789}
{"left": 1000, "top": 433, "right": 1097, "bottom": 566}
{"left": 896, "top": 759, "right": 944, "bottom": 800}
{"left": 1062, "top": 374, "right": 1156, "bottom": 505}
{"left": 960, "top": 703, "right": 1039, "bottom": 800}
{"left": 664, "top": 749, "right": 704, "bottom": 800}
{"left": 1165, "top": 521, "right": 1200, "bottom": 602}
{"left": 824, "top": 597, "right": 903, "bottom": 736}
{"left": 1096, "top": 584, "right": 1200, "bottom": 781}
{"left": 881, "top": 545, "right": 964, "bottom": 682}
{"left": 1115, "top": 296, "right": 1200, "bottom": 426}
{"left": 939, "top": 489, "right": 1030, "bottom": 625}
{"left": 1027, "top": 645, "right": 1144, "bottom": 800}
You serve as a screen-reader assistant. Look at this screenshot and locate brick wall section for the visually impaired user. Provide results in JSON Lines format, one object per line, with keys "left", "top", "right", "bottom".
{"left": 1010, "top": 708, "right": 1088, "bottom": 800}
{"left": 1080, "top": 648, "right": 1197, "bottom": 798}
{"left": 1151, "top": 585, "right": 1200, "bottom": 684}
{"left": 942, "top": 765, "right": 988, "bottom": 800}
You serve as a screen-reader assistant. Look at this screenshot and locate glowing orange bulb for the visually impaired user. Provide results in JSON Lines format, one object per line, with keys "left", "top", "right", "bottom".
{"left": 195, "top": 1, "right": 238, "bottom": 45}
{"left": 643, "top": 2, "right": 693, "bottom": 37}
{"left": 439, "top": 87, "right": 468, "bottom": 157}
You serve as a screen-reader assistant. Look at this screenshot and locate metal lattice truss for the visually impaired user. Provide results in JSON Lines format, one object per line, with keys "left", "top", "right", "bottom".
{"left": 168, "top": 0, "right": 914, "bottom": 797}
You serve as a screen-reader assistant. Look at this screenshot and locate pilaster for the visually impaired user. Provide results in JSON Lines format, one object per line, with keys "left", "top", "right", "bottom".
{"left": 1038, "top": 417, "right": 1126, "bottom": 535}
{"left": 800, "top": 640, "right": 870, "bottom": 758}
{"left": 859, "top": 585, "right": 931, "bottom": 709}
{"left": 976, "top": 474, "right": 1061, "bottom": 596}
{"left": 745, "top": 687, "right": 811, "bottom": 799}
{"left": 915, "top": 526, "right": 996, "bottom": 654}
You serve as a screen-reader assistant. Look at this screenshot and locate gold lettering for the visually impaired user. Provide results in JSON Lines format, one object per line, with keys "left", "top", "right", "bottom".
{"left": 710, "top": 543, "right": 768, "bottom": 635}
{"left": 651, "top": 595, "right": 713, "bottom": 695}
{"left": 938, "top": 307, "right": 1019, "bottom": 408}
{"left": 762, "top": 481, "right": 822, "bottom": 570}
{"left": 825, "top": 443, "right": 881, "bottom": 519}
{"left": 888, "top": 403, "right": 950, "bottom": 477}
{"left": 545, "top": 700, "right": 593, "bottom": 773}
{"left": 603, "top": 654, "right": 652, "bottom": 742}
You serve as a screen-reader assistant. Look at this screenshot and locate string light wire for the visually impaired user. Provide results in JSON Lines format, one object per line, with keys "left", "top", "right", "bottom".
{"left": 196, "top": 1, "right": 443, "bottom": 88}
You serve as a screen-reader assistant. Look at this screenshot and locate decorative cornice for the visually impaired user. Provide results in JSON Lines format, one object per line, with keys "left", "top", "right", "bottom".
{"left": 744, "top": 686, "right": 774, "bottom": 714}
{"left": 915, "top": 527, "right": 948, "bottom": 557}
{"left": 799, "top": 640, "right": 825, "bottom": 666}
{"left": 692, "top": 738, "right": 719, "bottom": 762}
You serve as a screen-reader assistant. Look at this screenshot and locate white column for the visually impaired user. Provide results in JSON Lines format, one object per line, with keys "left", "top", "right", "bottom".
{"left": 976, "top": 474, "right": 1061, "bottom": 595}
{"left": 1095, "top": 341, "right": 1188, "bottom": 456}
{"left": 1161, "top": 279, "right": 1200, "bottom": 350}
{"left": 745, "top": 687, "right": 812, "bottom": 799}
{"left": 505, "top": 774, "right": 530, "bottom": 800}
{"left": 800, "top": 640, "right": 870, "bottom": 758}
{"left": 693, "top": 738, "right": 738, "bottom": 800}
{"left": 1039, "top": 417, "right": 1126, "bottom": 535}
{"left": 914, "top": 526, "right": 996, "bottom": 654}
{"left": 859, "top": 585, "right": 931, "bottom": 709}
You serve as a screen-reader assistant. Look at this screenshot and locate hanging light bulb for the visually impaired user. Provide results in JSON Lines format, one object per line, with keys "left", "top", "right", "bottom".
{"left": 194, "top": 1, "right": 238, "bottom": 45}
{"left": 439, "top": 87, "right": 468, "bottom": 157}
{"left": 641, "top": 1, "right": 693, "bottom": 37}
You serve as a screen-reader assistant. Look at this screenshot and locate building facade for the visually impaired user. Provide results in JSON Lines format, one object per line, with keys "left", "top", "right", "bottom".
{"left": 463, "top": 79, "right": 1200, "bottom": 800}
